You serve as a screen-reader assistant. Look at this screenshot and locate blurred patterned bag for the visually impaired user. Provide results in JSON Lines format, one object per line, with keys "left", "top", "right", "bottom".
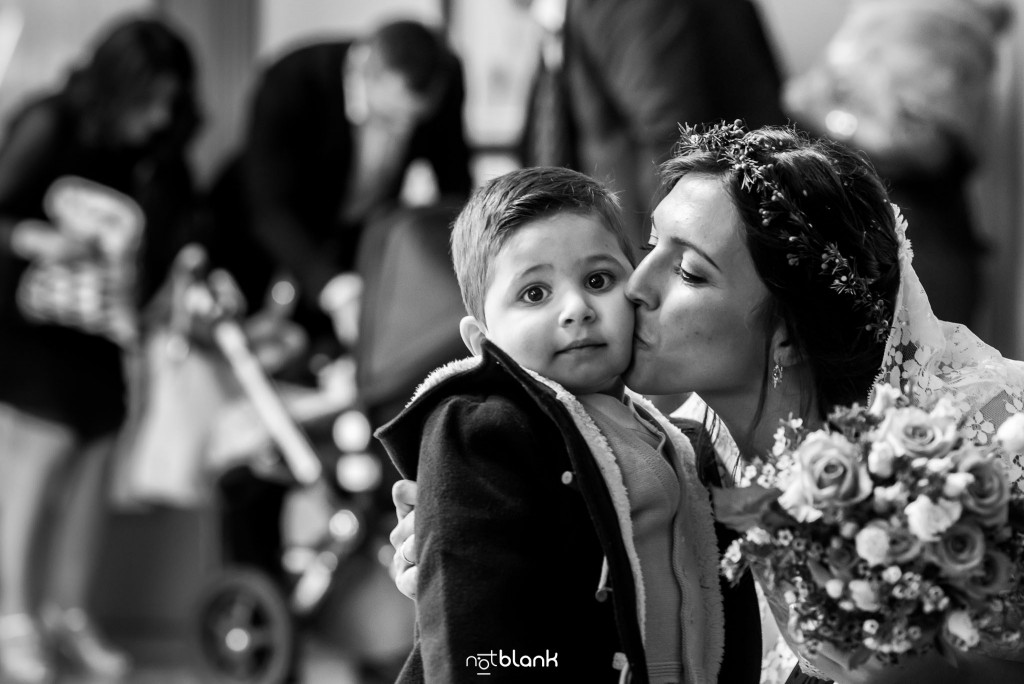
{"left": 16, "top": 175, "right": 143, "bottom": 346}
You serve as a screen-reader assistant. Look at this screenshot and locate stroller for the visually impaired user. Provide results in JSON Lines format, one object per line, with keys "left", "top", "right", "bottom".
{"left": 190, "top": 204, "right": 467, "bottom": 684}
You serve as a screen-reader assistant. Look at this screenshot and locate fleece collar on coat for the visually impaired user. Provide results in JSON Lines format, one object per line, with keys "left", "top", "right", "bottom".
{"left": 408, "top": 355, "right": 725, "bottom": 684}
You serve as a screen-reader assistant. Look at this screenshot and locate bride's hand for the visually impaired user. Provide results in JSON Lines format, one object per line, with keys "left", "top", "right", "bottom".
{"left": 389, "top": 479, "right": 418, "bottom": 599}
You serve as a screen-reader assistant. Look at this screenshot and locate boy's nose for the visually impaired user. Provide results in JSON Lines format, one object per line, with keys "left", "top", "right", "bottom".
{"left": 559, "top": 293, "right": 595, "bottom": 326}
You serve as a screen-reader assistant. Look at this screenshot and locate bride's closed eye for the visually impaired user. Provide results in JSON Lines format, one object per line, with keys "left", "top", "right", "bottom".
{"left": 675, "top": 256, "right": 707, "bottom": 284}
{"left": 674, "top": 264, "right": 705, "bottom": 284}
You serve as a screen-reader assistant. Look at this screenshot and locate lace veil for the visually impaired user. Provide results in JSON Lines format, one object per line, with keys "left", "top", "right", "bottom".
{"left": 876, "top": 205, "right": 1024, "bottom": 492}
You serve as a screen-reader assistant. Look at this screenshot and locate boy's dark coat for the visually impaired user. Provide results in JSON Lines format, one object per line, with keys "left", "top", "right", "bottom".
{"left": 376, "top": 342, "right": 760, "bottom": 682}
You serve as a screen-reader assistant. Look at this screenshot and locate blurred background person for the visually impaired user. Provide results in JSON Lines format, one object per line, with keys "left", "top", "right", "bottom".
{"left": 206, "top": 18, "right": 472, "bottom": 379}
{"left": 0, "top": 15, "right": 201, "bottom": 684}
{"left": 191, "top": 20, "right": 473, "bottom": 683}
{"left": 519, "top": 0, "right": 788, "bottom": 242}
{"left": 783, "top": 0, "right": 1013, "bottom": 327}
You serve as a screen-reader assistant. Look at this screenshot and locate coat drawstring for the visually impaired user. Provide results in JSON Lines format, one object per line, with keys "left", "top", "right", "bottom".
{"left": 595, "top": 556, "right": 611, "bottom": 602}
{"left": 612, "top": 651, "right": 631, "bottom": 683}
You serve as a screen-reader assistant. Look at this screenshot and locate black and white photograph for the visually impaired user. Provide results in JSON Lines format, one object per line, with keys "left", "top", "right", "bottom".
{"left": 0, "top": 1, "right": 1023, "bottom": 682}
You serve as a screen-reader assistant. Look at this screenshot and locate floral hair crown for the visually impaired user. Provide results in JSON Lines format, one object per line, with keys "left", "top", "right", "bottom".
{"left": 677, "top": 120, "right": 892, "bottom": 342}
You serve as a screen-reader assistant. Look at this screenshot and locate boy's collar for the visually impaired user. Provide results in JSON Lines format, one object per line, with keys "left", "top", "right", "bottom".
{"left": 479, "top": 339, "right": 626, "bottom": 400}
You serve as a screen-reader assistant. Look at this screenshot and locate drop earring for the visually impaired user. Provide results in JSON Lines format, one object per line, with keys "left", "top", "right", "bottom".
{"left": 771, "top": 362, "right": 783, "bottom": 388}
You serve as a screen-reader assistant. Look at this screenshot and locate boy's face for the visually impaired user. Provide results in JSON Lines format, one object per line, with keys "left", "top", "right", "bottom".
{"left": 466, "top": 212, "right": 635, "bottom": 395}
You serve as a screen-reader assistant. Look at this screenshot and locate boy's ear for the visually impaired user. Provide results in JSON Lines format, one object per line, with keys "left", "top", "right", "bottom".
{"left": 459, "top": 315, "right": 487, "bottom": 356}
{"left": 771, "top": 322, "right": 801, "bottom": 368}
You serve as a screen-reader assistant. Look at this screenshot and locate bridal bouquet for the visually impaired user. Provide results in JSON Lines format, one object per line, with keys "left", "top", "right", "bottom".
{"left": 715, "top": 385, "right": 1024, "bottom": 667}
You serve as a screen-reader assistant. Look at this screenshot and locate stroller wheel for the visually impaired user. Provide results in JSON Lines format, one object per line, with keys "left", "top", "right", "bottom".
{"left": 194, "top": 567, "right": 295, "bottom": 684}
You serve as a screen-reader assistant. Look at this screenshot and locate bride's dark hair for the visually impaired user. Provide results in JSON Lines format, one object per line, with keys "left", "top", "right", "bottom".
{"left": 658, "top": 124, "right": 900, "bottom": 424}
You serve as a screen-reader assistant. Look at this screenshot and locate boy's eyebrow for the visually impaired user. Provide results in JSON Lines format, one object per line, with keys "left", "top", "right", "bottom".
{"left": 512, "top": 252, "right": 627, "bottom": 278}
{"left": 514, "top": 263, "right": 552, "bottom": 278}
{"left": 584, "top": 253, "right": 630, "bottom": 269}
{"left": 651, "top": 217, "right": 721, "bottom": 272}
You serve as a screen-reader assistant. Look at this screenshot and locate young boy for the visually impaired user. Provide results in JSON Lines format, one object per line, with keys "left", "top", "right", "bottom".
{"left": 375, "top": 167, "right": 724, "bottom": 684}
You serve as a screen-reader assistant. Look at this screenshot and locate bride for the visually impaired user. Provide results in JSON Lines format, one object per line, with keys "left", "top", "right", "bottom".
{"left": 389, "top": 122, "right": 1024, "bottom": 683}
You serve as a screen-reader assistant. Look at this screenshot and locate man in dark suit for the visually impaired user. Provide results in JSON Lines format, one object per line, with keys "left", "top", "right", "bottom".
{"left": 522, "top": 0, "right": 786, "bottom": 244}
{"left": 209, "top": 19, "right": 472, "bottom": 355}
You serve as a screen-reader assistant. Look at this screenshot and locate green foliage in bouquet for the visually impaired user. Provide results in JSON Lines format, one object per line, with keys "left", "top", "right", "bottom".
{"left": 714, "top": 384, "right": 1024, "bottom": 668}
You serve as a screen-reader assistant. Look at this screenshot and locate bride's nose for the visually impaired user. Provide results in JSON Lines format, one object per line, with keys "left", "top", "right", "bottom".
{"left": 626, "top": 256, "right": 657, "bottom": 309}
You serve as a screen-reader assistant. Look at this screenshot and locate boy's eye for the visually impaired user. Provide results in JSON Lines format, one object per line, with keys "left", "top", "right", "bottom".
{"left": 586, "top": 272, "right": 612, "bottom": 290}
{"left": 521, "top": 286, "right": 547, "bottom": 303}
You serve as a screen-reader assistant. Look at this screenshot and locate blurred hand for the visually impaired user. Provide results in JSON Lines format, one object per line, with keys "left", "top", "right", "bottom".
{"left": 11, "top": 219, "right": 94, "bottom": 262}
{"left": 168, "top": 244, "right": 246, "bottom": 345}
{"left": 389, "top": 479, "right": 418, "bottom": 599}
{"left": 319, "top": 273, "right": 363, "bottom": 348}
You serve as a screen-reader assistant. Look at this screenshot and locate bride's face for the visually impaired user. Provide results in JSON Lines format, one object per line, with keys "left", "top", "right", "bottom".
{"left": 624, "top": 174, "right": 771, "bottom": 402}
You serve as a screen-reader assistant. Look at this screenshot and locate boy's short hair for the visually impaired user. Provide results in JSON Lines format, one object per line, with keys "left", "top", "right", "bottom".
{"left": 451, "top": 166, "right": 634, "bottom": 321}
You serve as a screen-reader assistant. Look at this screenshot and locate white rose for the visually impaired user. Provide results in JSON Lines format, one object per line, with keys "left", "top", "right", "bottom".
{"left": 745, "top": 527, "right": 771, "bottom": 545}
{"left": 777, "top": 477, "right": 822, "bottom": 522}
{"left": 882, "top": 566, "right": 902, "bottom": 584}
{"left": 868, "top": 442, "right": 896, "bottom": 478}
{"left": 855, "top": 524, "right": 891, "bottom": 567}
{"left": 945, "top": 610, "right": 980, "bottom": 648}
{"left": 869, "top": 384, "right": 902, "bottom": 417}
{"left": 877, "top": 406, "right": 959, "bottom": 459}
{"left": 873, "top": 482, "right": 909, "bottom": 509}
{"left": 996, "top": 413, "right": 1024, "bottom": 453}
{"left": 942, "top": 472, "right": 975, "bottom": 499}
{"left": 848, "top": 579, "right": 880, "bottom": 611}
{"left": 825, "top": 579, "right": 845, "bottom": 599}
{"left": 904, "top": 495, "right": 963, "bottom": 542}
